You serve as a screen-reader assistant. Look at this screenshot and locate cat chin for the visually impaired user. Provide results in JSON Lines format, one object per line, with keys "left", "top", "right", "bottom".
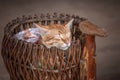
{"left": 59, "top": 46, "right": 69, "bottom": 50}
{"left": 43, "top": 43, "right": 69, "bottom": 50}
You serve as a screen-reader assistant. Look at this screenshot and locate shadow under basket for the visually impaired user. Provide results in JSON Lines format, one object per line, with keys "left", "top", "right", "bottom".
{"left": 1, "top": 13, "right": 96, "bottom": 80}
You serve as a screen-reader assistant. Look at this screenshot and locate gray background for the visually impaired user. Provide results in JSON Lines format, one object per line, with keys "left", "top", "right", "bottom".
{"left": 0, "top": 0, "right": 120, "bottom": 80}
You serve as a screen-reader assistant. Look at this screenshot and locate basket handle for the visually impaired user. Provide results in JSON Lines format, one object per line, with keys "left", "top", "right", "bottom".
{"left": 79, "top": 20, "right": 108, "bottom": 37}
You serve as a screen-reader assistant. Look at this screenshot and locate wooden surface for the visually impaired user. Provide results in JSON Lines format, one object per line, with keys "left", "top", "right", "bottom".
{"left": 82, "top": 35, "right": 96, "bottom": 80}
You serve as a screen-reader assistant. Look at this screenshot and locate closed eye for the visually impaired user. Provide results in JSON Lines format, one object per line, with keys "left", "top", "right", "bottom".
{"left": 54, "top": 34, "right": 60, "bottom": 38}
{"left": 59, "top": 34, "right": 64, "bottom": 39}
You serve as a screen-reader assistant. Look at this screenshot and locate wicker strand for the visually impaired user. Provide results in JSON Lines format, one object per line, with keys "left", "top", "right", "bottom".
{"left": 1, "top": 13, "right": 96, "bottom": 80}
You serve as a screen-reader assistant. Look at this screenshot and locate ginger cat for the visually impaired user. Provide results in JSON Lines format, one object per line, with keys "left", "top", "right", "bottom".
{"left": 33, "top": 19, "right": 74, "bottom": 50}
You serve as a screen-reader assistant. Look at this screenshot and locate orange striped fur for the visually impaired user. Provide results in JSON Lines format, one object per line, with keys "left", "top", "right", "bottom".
{"left": 34, "top": 19, "right": 74, "bottom": 50}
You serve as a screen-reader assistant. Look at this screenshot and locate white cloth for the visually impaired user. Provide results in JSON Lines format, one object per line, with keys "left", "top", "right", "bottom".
{"left": 14, "top": 28, "right": 40, "bottom": 43}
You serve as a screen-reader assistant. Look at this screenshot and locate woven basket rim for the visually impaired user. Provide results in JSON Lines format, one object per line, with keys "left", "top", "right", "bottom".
{"left": 4, "top": 13, "right": 85, "bottom": 48}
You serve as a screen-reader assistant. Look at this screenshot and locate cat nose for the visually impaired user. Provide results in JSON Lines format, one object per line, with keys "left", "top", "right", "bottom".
{"left": 65, "top": 43, "right": 70, "bottom": 47}
{"left": 63, "top": 39, "right": 70, "bottom": 46}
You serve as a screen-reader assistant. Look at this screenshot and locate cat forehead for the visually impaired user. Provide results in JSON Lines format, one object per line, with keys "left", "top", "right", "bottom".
{"left": 48, "top": 28, "right": 69, "bottom": 35}
{"left": 54, "top": 32, "right": 71, "bottom": 37}
{"left": 48, "top": 24, "right": 69, "bottom": 30}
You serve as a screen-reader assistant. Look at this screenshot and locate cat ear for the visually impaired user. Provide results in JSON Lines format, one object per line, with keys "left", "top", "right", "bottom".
{"left": 33, "top": 23, "right": 48, "bottom": 36}
{"left": 65, "top": 18, "right": 74, "bottom": 30}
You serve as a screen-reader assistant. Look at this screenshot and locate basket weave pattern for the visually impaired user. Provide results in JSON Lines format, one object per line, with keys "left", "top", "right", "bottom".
{"left": 1, "top": 13, "right": 96, "bottom": 80}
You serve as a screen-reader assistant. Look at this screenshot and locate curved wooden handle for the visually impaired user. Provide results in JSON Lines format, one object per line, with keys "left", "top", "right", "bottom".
{"left": 79, "top": 20, "right": 108, "bottom": 37}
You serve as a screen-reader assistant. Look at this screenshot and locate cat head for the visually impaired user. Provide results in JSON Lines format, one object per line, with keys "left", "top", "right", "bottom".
{"left": 33, "top": 19, "right": 74, "bottom": 50}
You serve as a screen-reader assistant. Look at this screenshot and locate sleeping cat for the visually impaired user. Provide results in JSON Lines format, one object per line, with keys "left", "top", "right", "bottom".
{"left": 33, "top": 19, "right": 74, "bottom": 50}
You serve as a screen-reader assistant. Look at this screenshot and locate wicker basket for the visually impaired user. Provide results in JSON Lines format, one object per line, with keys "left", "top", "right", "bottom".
{"left": 1, "top": 13, "right": 96, "bottom": 80}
